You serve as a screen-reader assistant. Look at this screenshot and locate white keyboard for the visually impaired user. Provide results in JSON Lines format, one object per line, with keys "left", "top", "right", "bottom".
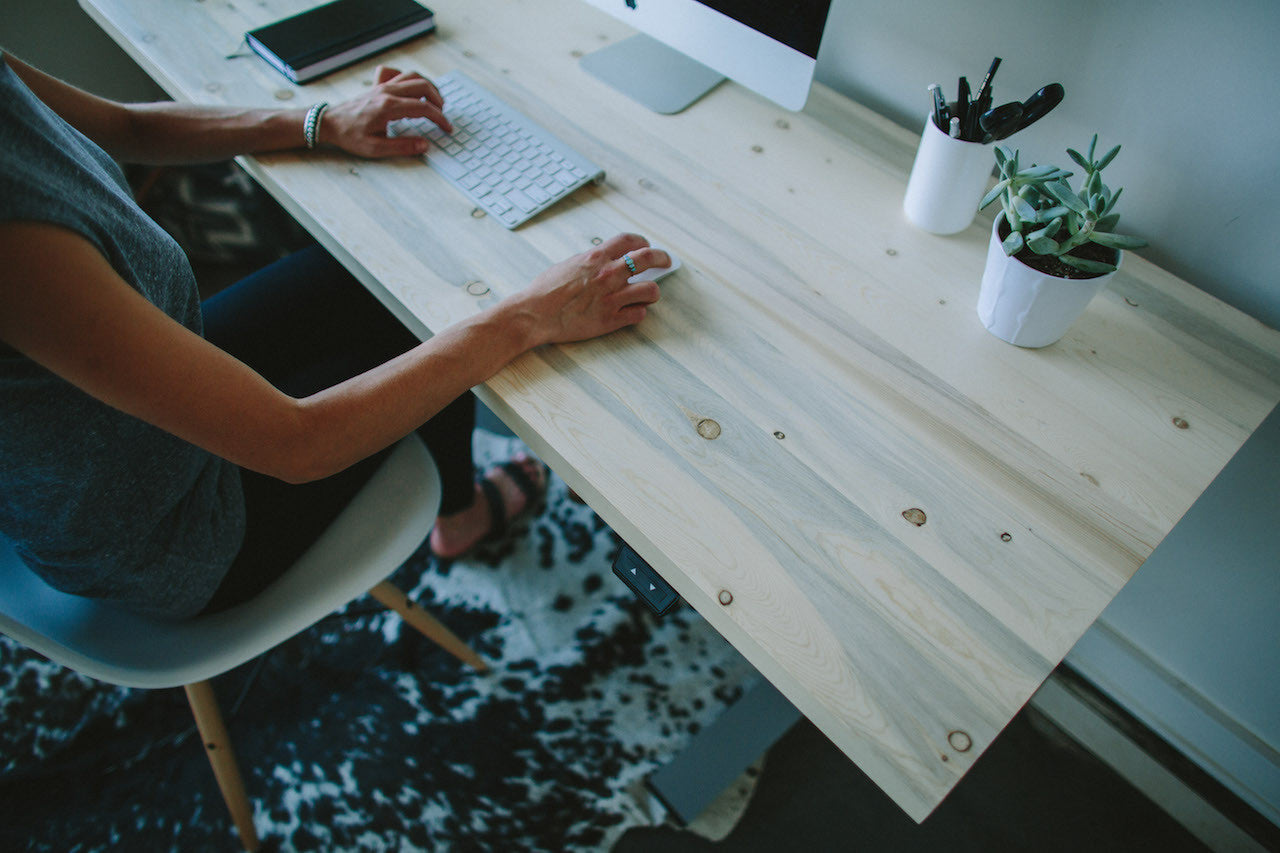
{"left": 388, "top": 71, "right": 605, "bottom": 228}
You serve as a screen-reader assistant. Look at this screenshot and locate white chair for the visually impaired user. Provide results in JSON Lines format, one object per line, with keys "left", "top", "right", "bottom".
{"left": 0, "top": 436, "right": 486, "bottom": 851}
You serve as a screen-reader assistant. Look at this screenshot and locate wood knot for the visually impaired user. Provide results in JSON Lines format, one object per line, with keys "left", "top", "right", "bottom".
{"left": 773, "top": 430, "right": 786, "bottom": 440}
{"left": 717, "top": 590, "right": 733, "bottom": 606}
{"left": 1000, "top": 532, "right": 1012, "bottom": 542}
{"left": 947, "top": 730, "right": 973, "bottom": 752}
{"left": 464, "top": 280, "right": 490, "bottom": 296}
{"left": 902, "top": 508, "right": 927, "bottom": 526}
{"left": 1172, "top": 416, "right": 1189, "bottom": 430}
{"left": 696, "top": 418, "right": 721, "bottom": 440}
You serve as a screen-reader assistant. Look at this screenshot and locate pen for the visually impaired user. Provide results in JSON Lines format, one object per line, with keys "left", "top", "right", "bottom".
{"left": 969, "top": 57, "right": 1001, "bottom": 138}
{"left": 973, "top": 57, "right": 1002, "bottom": 106}
{"left": 929, "top": 83, "right": 948, "bottom": 131}
{"left": 949, "top": 116, "right": 961, "bottom": 138}
{"left": 955, "top": 76, "right": 971, "bottom": 140}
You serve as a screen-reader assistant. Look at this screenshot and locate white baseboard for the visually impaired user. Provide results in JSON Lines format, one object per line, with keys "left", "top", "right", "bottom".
{"left": 1031, "top": 673, "right": 1271, "bottom": 852}
{"left": 1065, "top": 620, "right": 1280, "bottom": 828}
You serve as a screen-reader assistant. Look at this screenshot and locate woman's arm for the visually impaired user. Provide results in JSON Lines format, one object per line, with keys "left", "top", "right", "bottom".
{"left": 0, "top": 222, "right": 664, "bottom": 483}
{"left": 3, "top": 53, "right": 449, "bottom": 163}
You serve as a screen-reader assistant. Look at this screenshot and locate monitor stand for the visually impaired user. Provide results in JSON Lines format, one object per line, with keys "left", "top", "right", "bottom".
{"left": 580, "top": 34, "right": 725, "bottom": 115}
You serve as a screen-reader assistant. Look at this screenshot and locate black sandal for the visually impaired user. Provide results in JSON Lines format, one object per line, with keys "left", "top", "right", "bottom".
{"left": 474, "top": 458, "right": 547, "bottom": 544}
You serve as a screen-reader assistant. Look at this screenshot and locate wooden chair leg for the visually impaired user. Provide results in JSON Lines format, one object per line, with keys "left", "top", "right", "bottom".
{"left": 369, "top": 580, "right": 489, "bottom": 672}
{"left": 184, "top": 681, "right": 260, "bottom": 852}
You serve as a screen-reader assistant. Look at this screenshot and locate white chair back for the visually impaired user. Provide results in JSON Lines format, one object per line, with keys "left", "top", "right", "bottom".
{"left": 0, "top": 436, "right": 441, "bottom": 689}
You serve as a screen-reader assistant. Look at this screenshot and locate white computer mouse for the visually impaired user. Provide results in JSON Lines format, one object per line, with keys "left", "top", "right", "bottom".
{"left": 628, "top": 246, "right": 682, "bottom": 283}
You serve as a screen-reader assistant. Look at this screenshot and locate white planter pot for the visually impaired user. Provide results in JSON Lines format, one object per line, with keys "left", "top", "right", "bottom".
{"left": 976, "top": 214, "right": 1120, "bottom": 347}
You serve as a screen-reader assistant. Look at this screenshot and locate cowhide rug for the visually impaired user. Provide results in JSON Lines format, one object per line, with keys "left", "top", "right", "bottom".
{"left": 0, "top": 431, "right": 760, "bottom": 851}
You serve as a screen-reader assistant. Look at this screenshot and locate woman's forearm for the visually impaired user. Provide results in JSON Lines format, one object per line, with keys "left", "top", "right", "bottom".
{"left": 5, "top": 51, "right": 307, "bottom": 163}
{"left": 114, "top": 103, "right": 311, "bottom": 164}
{"left": 4, "top": 51, "right": 443, "bottom": 164}
{"left": 284, "top": 300, "right": 541, "bottom": 483}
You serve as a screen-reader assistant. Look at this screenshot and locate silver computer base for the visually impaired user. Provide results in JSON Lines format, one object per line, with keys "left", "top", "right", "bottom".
{"left": 580, "top": 34, "right": 725, "bottom": 115}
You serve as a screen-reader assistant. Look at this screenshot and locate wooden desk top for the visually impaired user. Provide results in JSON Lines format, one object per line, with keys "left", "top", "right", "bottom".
{"left": 80, "top": 0, "right": 1280, "bottom": 821}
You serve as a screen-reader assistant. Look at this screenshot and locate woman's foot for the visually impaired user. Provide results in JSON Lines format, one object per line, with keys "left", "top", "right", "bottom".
{"left": 428, "top": 454, "right": 547, "bottom": 559}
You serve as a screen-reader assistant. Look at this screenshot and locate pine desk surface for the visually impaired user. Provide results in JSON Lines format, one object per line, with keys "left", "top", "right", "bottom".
{"left": 80, "top": 0, "right": 1280, "bottom": 822}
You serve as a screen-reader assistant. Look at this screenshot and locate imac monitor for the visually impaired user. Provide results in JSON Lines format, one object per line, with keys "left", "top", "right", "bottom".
{"left": 579, "top": 0, "right": 832, "bottom": 114}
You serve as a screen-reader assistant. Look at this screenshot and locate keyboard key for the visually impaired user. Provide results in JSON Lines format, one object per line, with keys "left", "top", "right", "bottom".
{"left": 504, "top": 188, "right": 537, "bottom": 212}
{"left": 429, "top": 152, "right": 468, "bottom": 181}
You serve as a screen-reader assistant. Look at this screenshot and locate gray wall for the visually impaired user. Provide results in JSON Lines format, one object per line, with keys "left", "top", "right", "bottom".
{"left": 815, "top": 0, "right": 1280, "bottom": 331}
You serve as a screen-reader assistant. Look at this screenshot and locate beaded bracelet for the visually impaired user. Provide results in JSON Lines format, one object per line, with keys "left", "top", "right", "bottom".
{"left": 303, "top": 102, "right": 329, "bottom": 149}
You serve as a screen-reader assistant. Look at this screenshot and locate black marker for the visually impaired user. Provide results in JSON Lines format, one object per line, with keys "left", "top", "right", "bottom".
{"left": 955, "top": 76, "right": 971, "bottom": 139}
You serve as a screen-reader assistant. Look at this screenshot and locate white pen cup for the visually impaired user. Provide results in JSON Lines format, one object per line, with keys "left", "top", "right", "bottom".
{"left": 902, "top": 113, "right": 995, "bottom": 235}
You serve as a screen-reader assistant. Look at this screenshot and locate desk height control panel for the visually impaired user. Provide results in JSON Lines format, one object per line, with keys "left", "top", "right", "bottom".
{"left": 612, "top": 543, "right": 681, "bottom": 616}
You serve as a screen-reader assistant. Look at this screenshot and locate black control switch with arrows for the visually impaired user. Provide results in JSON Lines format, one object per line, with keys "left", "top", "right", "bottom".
{"left": 612, "top": 542, "right": 681, "bottom": 616}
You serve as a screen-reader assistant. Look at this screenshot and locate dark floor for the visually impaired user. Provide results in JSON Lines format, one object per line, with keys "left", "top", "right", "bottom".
{"left": 614, "top": 705, "right": 1213, "bottom": 853}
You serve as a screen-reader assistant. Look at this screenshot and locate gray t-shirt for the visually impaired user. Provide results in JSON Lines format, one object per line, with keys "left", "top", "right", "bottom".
{"left": 0, "top": 57, "right": 244, "bottom": 618}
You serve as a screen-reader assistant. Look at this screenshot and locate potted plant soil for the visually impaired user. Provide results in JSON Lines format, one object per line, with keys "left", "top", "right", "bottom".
{"left": 976, "top": 135, "right": 1147, "bottom": 347}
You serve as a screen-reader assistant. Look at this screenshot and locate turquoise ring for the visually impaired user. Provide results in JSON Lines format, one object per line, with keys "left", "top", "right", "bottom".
{"left": 622, "top": 254, "right": 637, "bottom": 274}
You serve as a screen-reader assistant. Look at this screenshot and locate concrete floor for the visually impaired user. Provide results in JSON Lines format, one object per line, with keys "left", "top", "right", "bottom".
{"left": 615, "top": 706, "right": 1210, "bottom": 852}
{"left": 611, "top": 667, "right": 1279, "bottom": 853}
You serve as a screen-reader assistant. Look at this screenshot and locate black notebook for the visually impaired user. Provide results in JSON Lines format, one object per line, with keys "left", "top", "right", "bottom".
{"left": 246, "top": 0, "right": 435, "bottom": 84}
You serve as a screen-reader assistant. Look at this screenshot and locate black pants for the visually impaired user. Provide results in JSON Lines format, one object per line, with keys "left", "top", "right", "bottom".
{"left": 199, "top": 245, "right": 476, "bottom": 612}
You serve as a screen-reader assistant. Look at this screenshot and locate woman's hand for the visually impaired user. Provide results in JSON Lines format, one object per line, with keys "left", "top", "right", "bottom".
{"left": 320, "top": 65, "right": 453, "bottom": 158}
{"left": 511, "top": 233, "right": 666, "bottom": 347}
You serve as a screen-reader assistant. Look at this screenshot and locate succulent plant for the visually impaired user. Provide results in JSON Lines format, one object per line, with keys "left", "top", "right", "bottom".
{"left": 979, "top": 134, "right": 1146, "bottom": 275}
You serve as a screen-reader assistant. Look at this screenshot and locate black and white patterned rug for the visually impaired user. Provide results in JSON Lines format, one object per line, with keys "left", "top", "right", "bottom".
{"left": 0, "top": 431, "right": 760, "bottom": 851}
